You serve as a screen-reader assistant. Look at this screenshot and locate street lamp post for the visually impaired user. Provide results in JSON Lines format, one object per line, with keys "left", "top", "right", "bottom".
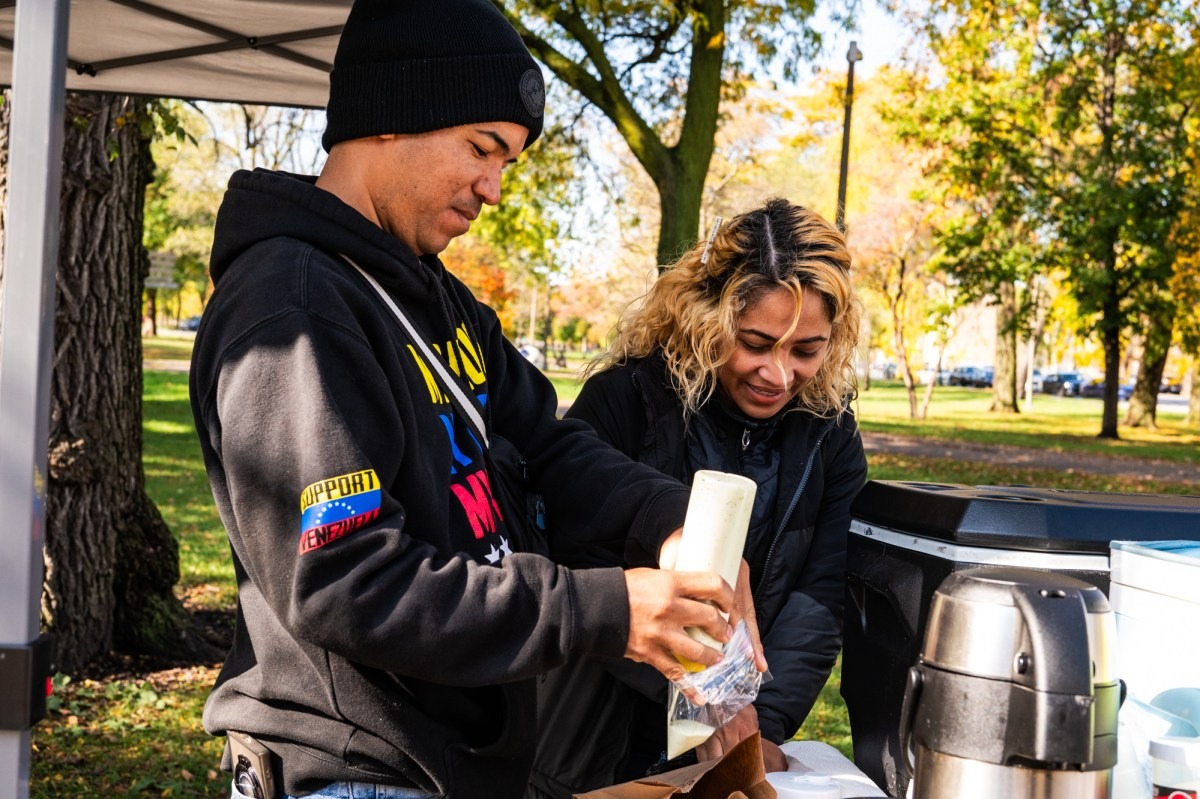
{"left": 836, "top": 40, "right": 863, "bottom": 235}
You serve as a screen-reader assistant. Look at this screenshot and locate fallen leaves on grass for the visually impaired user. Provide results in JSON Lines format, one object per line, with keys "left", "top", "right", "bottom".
{"left": 32, "top": 664, "right": 226, "bottom": 798}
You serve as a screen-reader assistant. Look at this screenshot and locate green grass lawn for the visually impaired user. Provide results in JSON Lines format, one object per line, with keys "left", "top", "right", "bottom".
{"left": 552, "top": 374, "right": 1199, "bottom": 464}
{"left": 32, "top": 370, "right": 230, "bottom": 799}
{"left": 854, "top": 382, "right": 1199, "bottom": 464}
{"left": 27, "top": 363, "right": 1199, "bottom": 798}
{"left": 142, "top": 332, "right": 197, "bottom": 362}
{"left": 142, "top": 371, "right": 236, "bottom": 610}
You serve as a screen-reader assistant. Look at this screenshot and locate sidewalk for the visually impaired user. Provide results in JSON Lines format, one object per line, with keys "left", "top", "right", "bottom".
{"left": 862, "top": 430, "right": 1199, "bottom": 484}
{"left": 552, "top": 396, "right": 1196, "bottom": 484}
{"left": 144, "top": 359, "right": 189, "bottom": 372}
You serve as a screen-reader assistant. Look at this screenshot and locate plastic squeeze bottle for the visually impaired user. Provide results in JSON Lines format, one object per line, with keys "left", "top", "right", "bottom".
{"left": 666, "top": 469, "right": 757, "bottom": 759}
{"left": 673, "top": 469, "right": 757, "bottom": 651}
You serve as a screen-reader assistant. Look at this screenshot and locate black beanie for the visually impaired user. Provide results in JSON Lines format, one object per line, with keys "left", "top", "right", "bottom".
{"left": 322, "top": 0, "right": 545, "bottom": 153}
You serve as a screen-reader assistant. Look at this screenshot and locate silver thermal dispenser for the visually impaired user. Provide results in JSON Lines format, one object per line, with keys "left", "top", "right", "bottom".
{"left": 899, "top": 567, "right": 1122, "bottom": 798}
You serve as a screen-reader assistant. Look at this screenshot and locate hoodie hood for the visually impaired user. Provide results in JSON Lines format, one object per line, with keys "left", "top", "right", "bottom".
{"left": 209, "top": 168, "right": 442, "bottom": 302}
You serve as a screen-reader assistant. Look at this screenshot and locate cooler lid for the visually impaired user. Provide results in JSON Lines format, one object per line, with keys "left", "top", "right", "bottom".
{"left": 850, "top": 481, "right": 1200, "bottom": 554}
{"left": 1110, "top": 540, "right": 1200, "bottom": 603}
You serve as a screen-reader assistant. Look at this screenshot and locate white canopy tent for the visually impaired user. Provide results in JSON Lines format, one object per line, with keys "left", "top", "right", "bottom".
{"left": 0, "top": 1, "right": 351, "bottom": 794}
{"left": 0, "top": 0, "right": 349, "bottom": 107}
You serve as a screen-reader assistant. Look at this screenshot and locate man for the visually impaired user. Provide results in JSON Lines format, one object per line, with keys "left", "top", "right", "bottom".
{"left": 190, "top": 2, "right": 752, "bottom": 797}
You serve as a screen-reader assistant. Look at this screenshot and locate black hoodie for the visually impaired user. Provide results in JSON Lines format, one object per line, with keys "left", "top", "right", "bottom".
{"left": 190, "top": 169, "right": 690, "bottom": 797}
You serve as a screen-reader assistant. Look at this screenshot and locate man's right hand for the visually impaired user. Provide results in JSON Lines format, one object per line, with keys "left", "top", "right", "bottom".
{"left": 622, "top": 567, "right": 734, "bottom": 682}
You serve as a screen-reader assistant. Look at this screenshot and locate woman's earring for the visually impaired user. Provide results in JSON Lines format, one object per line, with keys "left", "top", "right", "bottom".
{"left": 700, "top": 217, "right": 723, "bottom": 265}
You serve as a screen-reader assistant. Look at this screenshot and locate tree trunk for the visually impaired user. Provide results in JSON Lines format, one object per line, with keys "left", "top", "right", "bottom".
{"left": 1098, "top": 292, "right": 1122, "bottom": 440}
{"left": 146, "top": 287, "right": 159, "bottom": 336}
{"left": 887, "top": 258, "right": 920, "bottom": 418}
{"left": 918, "top": 341, "right": 947, "bottom": 420}
{"left": 1124, "top": 308, "right": 1173, "bottom": 428}
{"left": 989, "top": 281, "right": 1019, "bottom": 413}
{"left": 1021, "top": 277, "right": 1050, "bottom": 411}
{"left": 0, "top": 92, "right": 216, "bottom": 671}
{"left": 1186, "top": 357, "right": 1200, "bottom": 426}
{"left": 655, "top": 151, "right": 707, "bottom": 268}
{"left": 894, "top": 324, "right": 919, "bottom": 419}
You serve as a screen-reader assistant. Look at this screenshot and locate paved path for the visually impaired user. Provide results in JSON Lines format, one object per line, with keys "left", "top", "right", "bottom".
{"left": 862, "top": 431, "right": 1199, "bottom": 485}
{"left": 145, "top": 359, "right": 190, "bottom": 373}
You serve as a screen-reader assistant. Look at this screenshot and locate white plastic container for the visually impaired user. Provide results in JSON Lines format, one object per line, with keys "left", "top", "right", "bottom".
{"left": 664, "top": 470, "right": 757, "bottom": 759}
{"left": 1150, "top": 736, "right": 1200, "bottom": 798}
{"left": 1109, "top": 541, "right": 1200, "bottom": 703}
{"left": 766, "top": 771, "right": 842, "bottom": 799}
{"left": 674, "top": 469, "right": 757, "bottom": 650}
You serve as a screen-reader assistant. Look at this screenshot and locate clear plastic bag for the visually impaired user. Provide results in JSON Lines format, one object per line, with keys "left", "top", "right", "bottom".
{"left": 666, "top": 620, "right": 771, "bottom": 756}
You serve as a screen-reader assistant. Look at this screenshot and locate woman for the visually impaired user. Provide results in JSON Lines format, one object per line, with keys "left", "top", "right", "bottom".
{"left": 528, "top": 198, "right": 867, "bottom": 798}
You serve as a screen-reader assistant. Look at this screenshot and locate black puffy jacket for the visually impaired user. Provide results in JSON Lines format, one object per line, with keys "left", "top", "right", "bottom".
{"left": 529, "top": 355, "right": 867, "bottom": 798}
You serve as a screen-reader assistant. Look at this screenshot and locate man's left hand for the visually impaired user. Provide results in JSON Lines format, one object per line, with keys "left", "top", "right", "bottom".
{"left": 658, "top": 533, "right": 767, "bottom": 674}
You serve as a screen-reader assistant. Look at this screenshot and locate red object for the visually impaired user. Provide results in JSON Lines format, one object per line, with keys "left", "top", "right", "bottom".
{"left": 45, "top": 677, "right": 52, "bottom": 697}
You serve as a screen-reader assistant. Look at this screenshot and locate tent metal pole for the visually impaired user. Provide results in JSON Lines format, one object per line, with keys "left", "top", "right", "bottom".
{"left": 0, "top": 0, "right": 69, "bottom": 796}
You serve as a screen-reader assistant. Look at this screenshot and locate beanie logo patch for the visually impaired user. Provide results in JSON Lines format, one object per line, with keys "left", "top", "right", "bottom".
{"left": 520, "top": 68, "right": 545, "bottom": 119}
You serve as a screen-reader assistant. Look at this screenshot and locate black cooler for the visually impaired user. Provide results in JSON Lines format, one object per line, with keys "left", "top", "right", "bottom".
{"left": 840, "top": 480, "right": 1200, "bottom": 798}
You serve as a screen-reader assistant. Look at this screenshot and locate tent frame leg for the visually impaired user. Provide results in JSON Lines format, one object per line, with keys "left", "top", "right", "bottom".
{"left": 0, "top": 0, "right": 70, "bottom": 796}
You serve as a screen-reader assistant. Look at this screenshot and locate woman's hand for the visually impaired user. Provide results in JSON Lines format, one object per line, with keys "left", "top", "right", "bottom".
{"left": 761, "top": 739, "right": 788, "bottom": 773}
{"left": 696, "top": 705, "right": 787, "bottom": 773}
{"left": 731, "top": 558, "right": 767, "bottom": 673}
{"left": 696, "top": 704, "right": 759, "bottom": 762}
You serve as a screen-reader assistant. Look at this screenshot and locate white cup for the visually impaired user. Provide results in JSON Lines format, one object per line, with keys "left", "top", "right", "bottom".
{"left": 1150, "top": 735, "right": 1200, "bottom": 796}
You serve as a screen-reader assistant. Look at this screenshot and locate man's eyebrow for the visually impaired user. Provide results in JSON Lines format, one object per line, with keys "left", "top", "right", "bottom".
{"left": 476, "top": 128, "right": 516, "bottom": 159}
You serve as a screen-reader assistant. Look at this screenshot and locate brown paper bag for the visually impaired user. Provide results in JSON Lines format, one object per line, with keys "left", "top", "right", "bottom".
{"left": 573, "top": 733, "right": 776, "bottom": 799}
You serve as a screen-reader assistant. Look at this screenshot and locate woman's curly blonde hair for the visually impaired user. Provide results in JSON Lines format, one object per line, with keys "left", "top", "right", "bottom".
{"left": 590, "top": 198, "right": 860, "bottom": 419}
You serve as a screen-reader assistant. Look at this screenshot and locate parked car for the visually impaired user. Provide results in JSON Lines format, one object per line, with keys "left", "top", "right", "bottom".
{"left": 179, "top": 314, "right": 202, "bottom": 331}
{"left": 1161, "top": 379, "right": 1182, "bottom": 395}
{"left": 948, "top": 366, "right": 972, "bottom": 386}
{"left": 1029, "top": 369, "right": 1044, "bottom": 393}
{"left": 518, "top": 343, "right": 546, "bottom": 369}
{"left": 1079, "top": 379, "right": 1133, "bottom": 401}
{"left": 869, "top": 362, "right": 898, "bottom": 380}
{"left": 919, "top": 368, "right": 952, "bottom": 386}
{"left": 949, "top": 366, "right": 992, "bottom": 387}
{"left": 1041, "top": 371, "right": 1085, "bottom": 396}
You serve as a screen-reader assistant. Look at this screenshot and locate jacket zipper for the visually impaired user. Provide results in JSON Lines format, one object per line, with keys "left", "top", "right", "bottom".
{"left": 752, "top": 417, "right": 837, "bottom": 605}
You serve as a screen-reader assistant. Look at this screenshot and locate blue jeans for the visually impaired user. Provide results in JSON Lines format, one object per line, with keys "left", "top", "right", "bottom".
{"left": 232, "top": 779, "right": 435, "bottom": 799}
